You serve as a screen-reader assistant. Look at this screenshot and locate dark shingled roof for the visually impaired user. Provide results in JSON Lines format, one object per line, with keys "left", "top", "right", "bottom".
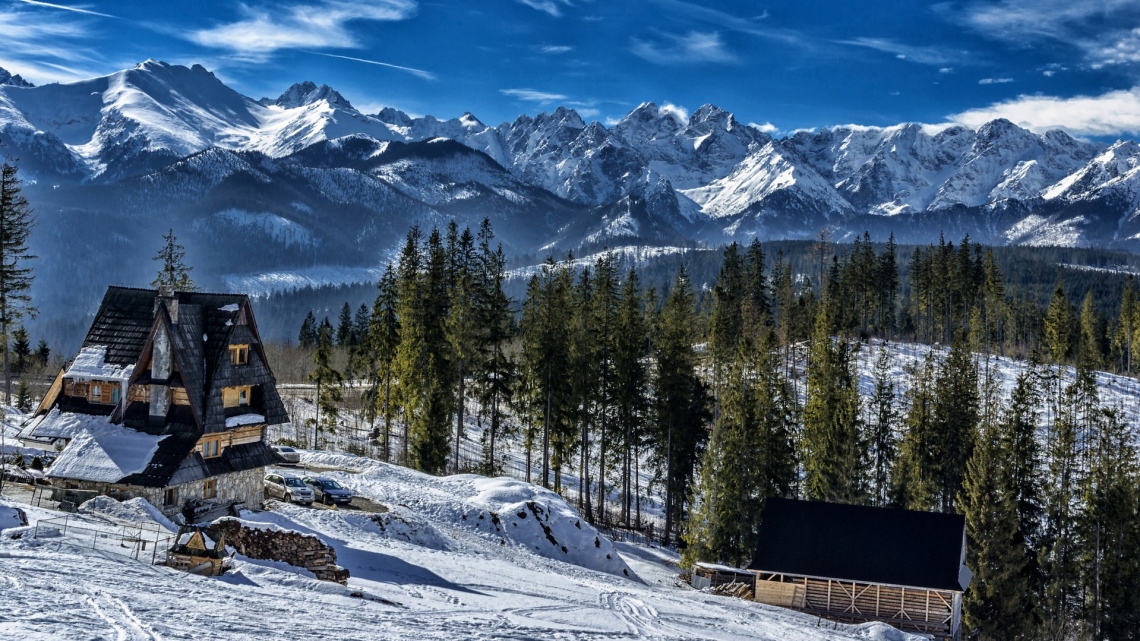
{"left": 82, "top": 287, "right": 158, "bottom": 365}
{"left": 748, "top": 498, "right": 968, "bottom": 592}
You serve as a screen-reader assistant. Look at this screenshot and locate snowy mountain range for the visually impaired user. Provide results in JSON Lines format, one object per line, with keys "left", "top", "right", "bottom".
{"left": 2, "top": 60, "right": 1140, "bottom": 318}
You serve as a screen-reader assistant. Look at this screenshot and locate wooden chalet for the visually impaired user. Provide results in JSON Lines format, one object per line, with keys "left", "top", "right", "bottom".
{"left": 23, "top": 286, "right": 288, "bottom": 519}
{"left": 746, "top": 498, "right": 972, "bottom": 640}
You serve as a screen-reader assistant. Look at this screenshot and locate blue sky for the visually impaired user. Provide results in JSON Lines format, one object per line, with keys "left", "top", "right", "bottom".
{"left": 5, "top": 0, "right": 1140, "bottom": 137}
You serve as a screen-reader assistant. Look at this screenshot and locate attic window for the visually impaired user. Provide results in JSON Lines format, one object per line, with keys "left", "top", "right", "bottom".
{"left": 223, "top": 385, "right": 252, "bottom": 408}
{"left": 229, "top": 344, "right": 249, "bottom": 365}
{"left": 201, "top": 438, "right": 221, "bottom": 459}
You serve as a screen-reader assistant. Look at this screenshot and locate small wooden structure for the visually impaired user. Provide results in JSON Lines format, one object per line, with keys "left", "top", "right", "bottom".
{"left": 748, "top": 498, "right": 971, "bottom": 640}
{"left": 167, "top": 527, "right": 228, "bottom": 576}
{"left": 691, "top": 563, "right": 756, "bottom": 590}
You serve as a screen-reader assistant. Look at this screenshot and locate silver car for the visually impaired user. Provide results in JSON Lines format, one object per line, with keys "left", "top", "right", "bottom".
{"left": 263, "top": 473, "right": 314, "bottom": 505}
{"left": 270, "top": 445, "right": 301, "bottom": 465}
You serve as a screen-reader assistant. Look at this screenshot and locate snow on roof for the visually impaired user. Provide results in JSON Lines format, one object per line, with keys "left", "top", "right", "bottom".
{"left": 218, "top": 303, "right": 240, "bottom": 312}
{"left": 47, "top": 420, "right": 167, "bottom": 483}
{"left": 21, "top": 408, "right": 113, "bottom": 440}
{"left": 225, "top": 413, "right": 264, "bottom": 428}
{"left": 177, "top": 531, "right": 216, "bottom": 548}
{"left": 63, "top": 345, "right": 134, "bottom": 383}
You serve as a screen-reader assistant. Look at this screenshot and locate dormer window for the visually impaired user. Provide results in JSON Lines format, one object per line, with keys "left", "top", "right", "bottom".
{"left": 229, "top": 344, "right": 249, "bottom": 365}
{"left": 223, "top": 385, "right": 253, "bottom": 409}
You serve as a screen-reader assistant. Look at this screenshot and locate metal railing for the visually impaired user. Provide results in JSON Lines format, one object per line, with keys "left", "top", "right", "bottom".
{"left": 33, "top": 514, "right": 175, "bottom": 565}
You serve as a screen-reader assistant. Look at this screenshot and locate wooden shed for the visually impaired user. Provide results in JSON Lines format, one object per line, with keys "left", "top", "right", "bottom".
{"left": 747, "top": 498, "right": 972, "bottom": 640}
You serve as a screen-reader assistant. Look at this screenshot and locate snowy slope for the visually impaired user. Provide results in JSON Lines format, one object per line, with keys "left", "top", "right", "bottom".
{"left": 1, "top": 484, "right": 919, "bottom": 640}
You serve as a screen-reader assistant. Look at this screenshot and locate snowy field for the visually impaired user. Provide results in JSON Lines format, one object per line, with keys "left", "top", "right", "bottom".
{"left": 0, "top": 453, "right": 918, "bottom": 640}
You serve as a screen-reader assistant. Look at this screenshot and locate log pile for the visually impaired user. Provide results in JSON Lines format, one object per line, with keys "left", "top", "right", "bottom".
{"left": 209, "top": 518, "right": 349, "bottom": 584}
{"left": 711, "top": 581, "right": 755, "bottom": 600}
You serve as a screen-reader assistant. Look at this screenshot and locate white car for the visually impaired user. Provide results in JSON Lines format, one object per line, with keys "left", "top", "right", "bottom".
{"left": 263, "top": 473, "right": 314, "bottom": 505}
{"left": 270, "top": 445, "right": 301, "bottom": 465}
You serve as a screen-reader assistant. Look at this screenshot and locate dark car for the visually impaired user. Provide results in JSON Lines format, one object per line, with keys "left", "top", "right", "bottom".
{"left": 302, "top": 476, "right": 353, "bottom": 505}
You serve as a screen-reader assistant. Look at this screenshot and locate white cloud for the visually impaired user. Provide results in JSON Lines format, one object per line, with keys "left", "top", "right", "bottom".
{"left": 978, "top": 77, "right": 1013, "bottom": 84}
{"left": 658, "top": 102, "right": 688, "bottom": 123}
{"left": 631, "top": 31, "right": 736, "bottom": 65}
{"left": 949, "top": 86, "right": 1140, "bottom": 137}
{"left": 517, "top": 0, "right": 573, "bottom": 17}
{"left": 939, "top": 67, "right": 953, "bottom": 73}
{"left": 501, "top": 88, "right": 569, "bottom": 103}
{"left": 648, "top": 0, "right": 801, "bottom": 46}
{"left": 189, "top": 0, "right": 416, "bottom": 60}
{"left": 838, "top": 37, "right": 967, "bottom": 66}
{"left": 539, "top": 45, "right": 573, "bottom": 54}
{"left": 15, "top": 0, "right": 115, "bottom": 18}
{"left": 749, "top": 121, "right": 778, "bottom": 134}
{"left": 0, "top": 6, "right": 105, "bottom": 83}
{"left": 951, "top": 0, "right": 1140, "bottom": 69}
{"left": 576, "top": 108, "right": 599, "bottom": 119}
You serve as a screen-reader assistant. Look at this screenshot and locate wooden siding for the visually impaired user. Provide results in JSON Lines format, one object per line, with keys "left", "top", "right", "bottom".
{"left": 754, "top": 573, "right": 957, "bottom": 638}
{"left": 194, "top": 423, "right": 265, "bottom": 459}
{"left": 222, "top": 385, "right": 252, "bottom": 409}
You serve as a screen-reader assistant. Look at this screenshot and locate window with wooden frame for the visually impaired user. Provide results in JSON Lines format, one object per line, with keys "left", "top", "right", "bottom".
{"left": 229, "top": 344, "right": 249, "bottom": 365}
{"left": 223, "top": 385, "right": 252, "bottom": 408}
{"left": 90, "top": 383, "right": 103, "bottom": 402}
{"left": 163, "top": 487, "right": 178, "bottom": 506}
{"left": 203, "top": 479, "right": 217, "bottom": 499}
{"left": 200, "top": 438, "right": 221, "bottom": 459}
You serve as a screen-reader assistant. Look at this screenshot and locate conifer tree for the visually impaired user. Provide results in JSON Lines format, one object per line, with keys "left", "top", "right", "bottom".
{"left": 930, "top": 334, "right": 980, "bottom": 512}
{"left": 10, "top": 326, "right": 29, "bottom": 375}
{"left": 393, "top": 226, "right": 423, "bottom": 465}
{"left": 893, "top": 351, "right": 939, "bottom": 510}
{"left": 33, "top": 338, "right": 49, "bottom": 368}
{"left": 151, "top": 228, "right": 194, "bottom": 292}
{"left": 298, "top": 311, "right": 318, "bottom": 348}
{"left": 613, "top": 268, "right": 649, "bottom": 525}
{"left": 308, "top": 323, "right": 343, "bottom": 450}
{"left": 1079, "top": 407, "right": 1140, "bottom": 639}
{"left": 336, "top": 302, "right": 353, "bottom": 347}
{"left": 1113, "top": 276, "right": 1135, "bottom": 374}
{"left": 406, "top": 228, "right": 454, "bottom": 474}
{"left": 0, "top": 158, "right": 35, "bottom": 407}
{"left": 651, "top": 266, "right": 710, "bottom": 545}
{"left": 473, "top": 221, "right": 514, "bottom": 476}
{"left": 569, "top": 264, "right": 596, "bottom": 509}
{"left": 1078, "top": 291, "right": 1103, "bottom": 369}
{"left": 801, "top": 303, "right": 866, "bottom": 504}
{"left": 1002, "top": 368, "right": 1044, "bottom": 619}
{"left": 866, "top": 343, "right": 898, "bottom": 506}
{"left": 445, "top": 226, "right": 479, "bottom": 472}
{"left": 708, "top": 243, "right": 745, "bottom": 406}
{"left": 369, "top": 265, "right": 400, "bottom": 461}
{"left": 961, "top": 385, "right": 1032, "bottom": 640}
{"left": 1044, "top": 280, "right": 1074, "bottom": 365}
{"left": 590, "top": 253, "right": 620, "bottom": 523}
{"left": 14, "top": 377, "right": 31, "bottom": 413}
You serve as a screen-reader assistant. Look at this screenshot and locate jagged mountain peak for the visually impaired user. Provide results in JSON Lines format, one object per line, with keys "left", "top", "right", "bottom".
{"left": 0, "top": 67, "right": 33, "bottom": 88}
{"left": 263, "top": 81, "right": 353, "bottom": 110}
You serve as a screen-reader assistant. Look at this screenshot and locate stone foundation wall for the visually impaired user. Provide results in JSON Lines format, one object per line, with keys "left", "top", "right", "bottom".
{"left": 68, "top": 466, "right": 266, "bottom": 517}
{"left": 209, "top": 518, "right": 349, "bottom": 583}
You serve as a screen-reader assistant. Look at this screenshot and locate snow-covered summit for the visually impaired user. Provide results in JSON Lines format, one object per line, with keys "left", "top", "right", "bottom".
{"left": 261, "top": 81, "right": 354, "bottom": 110}
{"left": 0, "top": 67, "right": 32, "bottom": 88}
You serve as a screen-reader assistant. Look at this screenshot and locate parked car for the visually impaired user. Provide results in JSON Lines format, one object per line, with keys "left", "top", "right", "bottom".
{"left": 270, "top": 445, "right": 301, "bottom": 465}
{"left": 302, "top": 476, "right": 354, "bottom": 505}
{"left": 263, "top": 473, "right": 314, "bottom": 505}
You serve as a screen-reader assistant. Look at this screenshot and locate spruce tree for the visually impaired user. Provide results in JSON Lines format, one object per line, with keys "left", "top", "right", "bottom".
{"left": 10, "top": 326, "right": 29, "bottom": 375}
{"left": 961, "top": 387, "right": 1031, "bottom": 640}
{"left": 308, "top": 323, "right": 343, "bottom": 450}
{"left": 892, "top": 350, "right": 939, "bottom": 510}
{"left": 393, "top": 226, "right": 424, "bottom": 465}
{"left": 407, "top": 228, "right": 454, "bottom": 474}
{"left": 33, "top": 338, "right": 49, "bottom": 368}
{"left": 370, "top": 265, "right": 400, "bottom": 462}
{"left": 445, "top": 226, "right": 479, "bottom": 472}
{"left": 14, "top": 377, "right": 31, "bottom": 413}
{"left": 1002, "top": 368, "right": 1044, "bottom": 621}
{"left": 151, "top": 228, "right": 194, "bottom": 292}
{"left": 1044, "top": 280, "right": 1074, "bottom": 365}
{"left": 0, "top": 158, "right": 36, "bottom": 406}
{"left": 801, "top": 303, "right": 866, "bottom": 504}
{"left": 336, "top": 302, "right": 353, "bottom": 347}
{"left": 590, "top": 253, "right": 620, "bottom": 523}
{"left": 651, "top": 266, "right": 710, "bottom": 545}
{"left": 298, "top": 311, "right": 318, "bottom": 348}
{"left": 1078, "top": 291, "right": 1103, "bottom": 369}
{"left": 473, "top": 221, "right": 514, "bottom": 476}
{"left": 931, "top": 334, "right": 980, "bottom": 512}
{"left": 613, "top": 268, "right": 649, "bottom": 526}
{"left": 867, "top": 343, "right": 898, "bottom": 506}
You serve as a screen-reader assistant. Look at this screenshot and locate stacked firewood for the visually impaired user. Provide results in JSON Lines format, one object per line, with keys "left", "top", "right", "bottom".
{"left": 710, "top": 581, "right": 754, "bottom": 600}
{"left": 209, "top": 518, "right": 349, "bottom": 584}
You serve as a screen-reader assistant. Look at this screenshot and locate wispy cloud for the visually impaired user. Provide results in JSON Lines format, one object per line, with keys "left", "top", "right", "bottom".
{"left": 517, "top": 0, "right": 574, "bottom": 18}
{"left": 631, "top": 31, "right": 736, "bottom": 65}
{"left": 649, "top": 0, "right": 799, "bottom": 45}
{"left": 749, "top": 121, "right": 778, "bottom": 134}
{"left": 948, "top": 0, "right": 1140, "bottom": 69}
{"left": 539, "top": 45, "right": 574, "bottom": 54}
{"left": 15, "top": 0, "right": 115, "bottom": 18}
{"left": 949, "top": 86, "right": 1140, "bottom": 136}
{"left": 501, "top": 88, "right": 569, "bottom": 103}
{"left": 658, "top": 102, "right": 688, "bottom": 123}
{"left": 978, "top": 77, "right": 1013, "bottom": 84}
{"left": 0, "top": 5, "right": 105, "bottom": 83}
{"left": 839, "top": 37, "right": 968, "bottom": 66}
{"left": 189, "top": 0, "right": 417, "bottom": 61}
{"left": 306, "top": 52, "right": 434, "bottom": 80}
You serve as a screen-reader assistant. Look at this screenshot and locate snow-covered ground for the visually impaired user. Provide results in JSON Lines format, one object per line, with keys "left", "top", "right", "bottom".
{"left": 0, "top": 453, "right": 918, "bottom": 640}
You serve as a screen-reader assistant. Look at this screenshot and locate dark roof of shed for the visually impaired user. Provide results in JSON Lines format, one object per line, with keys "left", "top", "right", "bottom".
{"left": 748, "top": 498, "right": 967, "bottom": 592}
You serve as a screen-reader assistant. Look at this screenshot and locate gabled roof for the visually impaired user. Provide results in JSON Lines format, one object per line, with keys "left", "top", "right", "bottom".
{"left": 82, "top": 287, "right": 158, "bottom": 366}
{"left": 748, "top": 498, "right": 969, "bottom": 592}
